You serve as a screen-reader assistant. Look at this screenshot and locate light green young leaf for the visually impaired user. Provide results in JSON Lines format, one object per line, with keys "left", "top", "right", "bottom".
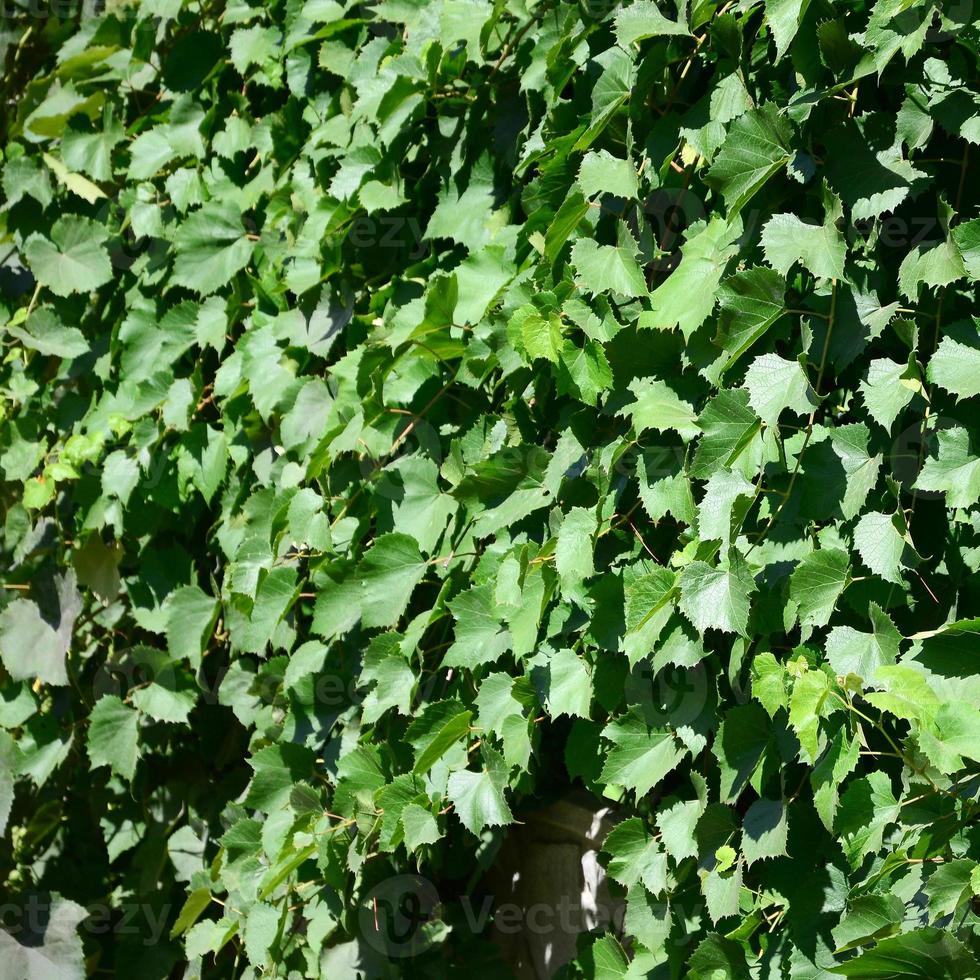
{"left": 678, "top": 554, "right": 756, "bottom": 637}
{"left": 853, "top": 511, "right": 907, "bottom": 584}
{"left": 743, "top": 352, "right": 814, "bottom": 427}
{"left": 615, "top": 1, "right": 688, "bottom": 45}
{"left": 915, "top": 427, "right": 980, "bottom": 508}
{"left": 643, "top": 216, "right": 741, "bottom": 338}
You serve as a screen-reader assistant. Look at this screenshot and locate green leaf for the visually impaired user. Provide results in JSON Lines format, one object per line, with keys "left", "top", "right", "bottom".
{"left": 0, "top": 894, "right": 88, "bottom": 980}
{"left": 165, "top": 585, "right": 219, "bottom": 670}
{"left": 571, "top": 236, "right": 647, "bottom": 299}
{"left": 24, "top": 216, "right": 112, "bottom": 296}
{"left": 697, "top": 468, "right": 756, "bottom": 550}
{"left": 741, "top": 798, "right": 788, "bottom": 866}
{"left": 615, "top": 1, "right": 688, "bottom": 45}
{"left": 835, "top": 770, "right": 900, "bottom": 866}
{"left": 825, "top": 603, "right": 901, "bottom": 682}
{"left": 0, "top": 574, "right": 80, "bottom": 686}
{"left": 765, "top": 0, "right": 810, "bottom": 57}
{"left": 925, "top": 859, "right": 976, "bottom": 923}
{"left": 832, "top": 894, "right": 904, "bottom": 954}
{"left": 643, "top": 216, "right": 741, "bottom": 338}
{"left": 743, "top": 352, "right": 815, "bottom": 427}
{"left": 705, "top": 105, "right": 793, "bottom": 217}
{"left": 830, "top": 424, "right": 883, "bottom": 521}
{"left": 600, "top": 709, "right": 686, "bottom": 797}
{"left": 761, "top": 190, "right": 846, "bottom": 281}
{"left": 853, "top": 511, "right": 907, "bottom": 584}
{"left": 678, "top": 555, "right": 756, "bottom": 636}
{"left": 576, "top": 48, "right": 633, "bottom": 151}
{"left": 915, "top": 427, "right": 980, "bottom": 508}
{"left": 546, "top": 647, "right": 593, "bottom": 719}
{"left": 172, "top": 202, "right": 256, "bottom": 295}
{"left": 898, "top": 238, "right": 966, "bottom": 299}
{"left": 447, "top": 746, "right": 513, "bottom": 836}
{"left": 691, "top": 389, "right": 761, "bottom": 479}
{"left": 624, "top": 377, "right": 700, "bottom": 440}
{"left": 87, "top": 695, "right": 139, "bottom": 780}
{"left": 401, "top": 803, "right": 441, "bottom": 851}
{"left": 578, "top": 149, "right": 639, "bottom": 199}
{"left": 355, "top": 533, "right": 428, "bottom": 630}
{"left": 790, "top": 549, "right": 850, "bottom": 630}
{"left": 407, "top": 701, "right": 473, "bottom": 774}
{"left": 928, "top": 333, "right": 980, "bottom": 401}
{"left": 555, "top": 507, "right": 598, "bottom": 590}
{"left": 443, "top": 583, "right": 510, "bottom": 669}
{"left": 710, "top": 267, "right": 787, "bottom": 381}
{"left": 604, "top": 817, "right": 668, "bottom": 894}
{"left": 715, "top": 702, "right": 772, "bottom": 803}
{"left": 829, "top": 928, "right": 979, "bottom": 978}
{"left": 859, "top": 357, "right": 919, "bottom": 430}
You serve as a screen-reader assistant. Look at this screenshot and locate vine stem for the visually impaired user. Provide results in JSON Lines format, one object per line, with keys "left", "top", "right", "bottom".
{"left": 749, "top": 279, "right": 837, "bottom": 553}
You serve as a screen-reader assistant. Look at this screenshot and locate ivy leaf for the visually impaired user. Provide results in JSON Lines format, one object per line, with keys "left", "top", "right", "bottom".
{"left": 623, "top": 378, "right": 700, "bottom": 441}
{"left": 831, "top": 894, "right": 904, "bottom": 954}
{"left": 600, "top": 709, "right": 687, "bottom": 797}
{"left": 790, "top": 549, "right": 850, "bottom": 630}
{"left": 765, "top": 0, "right": 810, "bottom": 57}
{"left": 401, "top": 803, "right": 441, "bottom": 851}
{"left": 447, "top": 746, "right": 513, "bottom": 836}
{"left": 743, "top": 352, "right": 815, "bottom": 427}
{"left": 853, "top": 511, "right": 908, "bottom": 584}
{"left": 443, "top": 583, "right": 511, "bottom": 669}
{"left": 836, "top": 770, "right": 900, "bottom": 866}
{"left": 546, "top": 647, "right": 593, "bottom": 719}
{"left": 24, "top": 216, "right": 113, "bottom": 296}
{"left": 604, "top": 817, "right": 668, "bottom": 895}
{"left": 898, "top": 238, "right": 966, "bottom": 299}
{"left": 678, "top": 555, "right": 756, "bottom": 636}
{"left": 697, "top": 468, "right": 756, "bottom": 550}
{"left": 0, "top": 894, "right": 87, "bottom": 980}
{"left": 615, "top": 1, "right": 688, "bottom": 45}
{"left": 829, "top": 928, "right": 979, "bottom": 978}
{"left": 710, "top": 267, "right": 787, "bottom": 382}
{"left": 355, "top": 533, "right": 428, "bottom": 630}
{"left": 0, "top": 573, "right": 80, "bottom": 686}
{"left": 171, "top": 202, "right": 256, "bottom": 295}
{"left": 915, "top": 427, "right": 980, "bottom": 508}
{"left": 407, "top": 701, "right": 473, "bottom": 774}
{"left": 705, "top": 106, "right": 793, "bottom": 216}
{"left": 859, "top": 357, "right": 919, "bottom": 430}
{"left": 830, "top": 424, "right": 883, "bottom": 521}
{"left": 825, "top": 603, "right": 901, "bottom": 682}
{"left": 578, "top": 149, "right": 639, "bottom": 199}
{"left": 555, "top": 507, "right": 598, "bottom": 590}
{"left": 761, "top": 188, "right": 846, "bottom": 281}
{"left": 165, "top": 585, "right": 219, "bottom": 670}
{"left": 691, "top": 389, "right": 761, "bottom": 479}
{"left": 643, "top": 216, "right": 741, "bottom": 338}
{"left": 741, "top": 798, "right": 788, "bottom": 866}
{"left": 928, "top": 333, "right": 980, "bottom": 401}
{"left": 571, "top": 236, "right": 647, "bottom": 299}
{"left": 87, "top": 695, "right": 139, "bottom": 781}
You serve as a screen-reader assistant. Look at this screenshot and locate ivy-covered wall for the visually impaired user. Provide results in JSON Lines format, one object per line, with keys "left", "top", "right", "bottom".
{"left": 1, "top": 0, "right": 980, "bottom": 977}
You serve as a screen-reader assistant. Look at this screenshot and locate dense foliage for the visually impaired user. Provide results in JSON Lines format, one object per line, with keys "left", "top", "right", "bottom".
{"left": 2, "top": 0, "right": 980, "bottom": 976}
